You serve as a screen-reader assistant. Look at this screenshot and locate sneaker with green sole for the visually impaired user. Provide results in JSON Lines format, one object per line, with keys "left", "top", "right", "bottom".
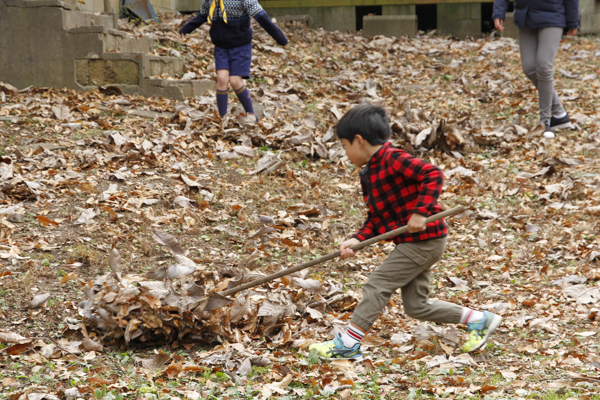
{"left": 309, "top": 333, "right": 363, "bottom": 362}
{"left": 460, "top": 311, "right": 502, "bottom": 353}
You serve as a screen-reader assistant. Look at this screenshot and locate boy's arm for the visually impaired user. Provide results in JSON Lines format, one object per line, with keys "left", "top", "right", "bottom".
{"left": 390, "top": 151, "right": 444, "bottom": 217}
{"left": 351, "top": 181, "right": 378, "bottom": 242}
{"left": 179, "top": 0, "right": 210, "bottom": 34}
{"left": 244, "top": 0, "right": 288, "bottom": 46}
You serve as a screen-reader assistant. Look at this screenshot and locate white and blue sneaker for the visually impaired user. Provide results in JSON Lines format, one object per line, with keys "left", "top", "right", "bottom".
{"left": 461, "top": 311, "right": 502, "bottom": 353}
{"left": 309, "top": 333, "right": 363, "bottom": 362}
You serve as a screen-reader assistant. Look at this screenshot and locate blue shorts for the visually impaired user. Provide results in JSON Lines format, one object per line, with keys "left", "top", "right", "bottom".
{"left": 214, "top": 43, "right": 252, "bottom": 79}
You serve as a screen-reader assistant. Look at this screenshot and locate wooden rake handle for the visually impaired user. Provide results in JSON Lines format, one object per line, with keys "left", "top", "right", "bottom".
{"left": 218, "top": 205, "right": 465, "bottom": 298}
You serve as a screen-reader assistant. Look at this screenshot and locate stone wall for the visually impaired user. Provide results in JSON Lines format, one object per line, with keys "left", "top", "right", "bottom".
{"left": 363, "top": 15, "right": 418, "bottom": 38}
{"left": 580, "top": 0, "right": 600, "bottom": 33}
{"left": 437, "top": 3, "right": 481, "bottom": 38}
{"left": 265, "top": 6, "right": 355, "bottom": 32}
{"left": 74, "top": 0, "right": 600, "bottom": 37}
{"left": 1, "top": 0, "right": 214, "bottom": 99}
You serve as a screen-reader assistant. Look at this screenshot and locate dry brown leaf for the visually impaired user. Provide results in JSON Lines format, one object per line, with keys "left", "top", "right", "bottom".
{"left": 139, "top": 353, "right": 171, "bottom": 370}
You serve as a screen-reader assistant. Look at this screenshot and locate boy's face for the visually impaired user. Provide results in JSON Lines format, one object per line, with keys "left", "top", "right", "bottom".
{"left": 340, "top": 137, "right": 370, "bottom": 167}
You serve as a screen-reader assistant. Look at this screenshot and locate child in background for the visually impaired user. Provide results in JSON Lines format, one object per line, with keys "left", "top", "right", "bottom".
{"left": 309, "top": 104, "right": 502, "bottom": 361}
{"left": 180, "top": 0, "right": 288, "bottom": 123}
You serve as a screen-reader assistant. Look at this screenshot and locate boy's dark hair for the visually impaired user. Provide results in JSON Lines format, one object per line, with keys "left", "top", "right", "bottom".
{"left": 336, "top": 103, "right": 391, "bottom": 145}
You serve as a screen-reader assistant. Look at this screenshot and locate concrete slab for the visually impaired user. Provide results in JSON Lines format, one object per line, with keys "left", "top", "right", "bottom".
{"left": 85, "top": 59, "right": 141, "bottom": 86}
{"left": 174, "top": 0, "right": 199, "bottom": 12}
{"left": 363, "top": 15, "right": 417, "bottom": 38}
{"left": 274, "top": 14, "right": 313, "bottom": 28}
{"left": 580, "top": 0, "right": 600, "bottom": 33}
{"left": 264, "top": 6, "right": 355, "bottom": 32}
{"left": 437, "top": 3, "right": 481, "bottom": 38}
{"left": 62, "top": 7, "right": 115, "bottom": 30}
{"left": 103, "top": 30, "right": 154, "bottom": 53}
{"left": 143, "top": 55, "right": 185, "bottom": 78}
{"left": 382, "top": 5, "right": 415, "bottom": 15}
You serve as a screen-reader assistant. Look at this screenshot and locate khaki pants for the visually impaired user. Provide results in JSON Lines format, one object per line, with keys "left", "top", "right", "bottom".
{"left": 351, "top": 236, "right": 463, "bottom": 332}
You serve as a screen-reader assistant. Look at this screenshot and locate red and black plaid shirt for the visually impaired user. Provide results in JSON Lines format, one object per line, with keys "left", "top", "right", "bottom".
{"left": 352, "top": 142, "right": 447, "bottom": 244}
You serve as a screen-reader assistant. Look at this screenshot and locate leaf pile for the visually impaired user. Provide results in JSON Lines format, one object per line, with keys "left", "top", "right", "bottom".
{"left": 78, "top": 229, "right": 359, "bottom": 347}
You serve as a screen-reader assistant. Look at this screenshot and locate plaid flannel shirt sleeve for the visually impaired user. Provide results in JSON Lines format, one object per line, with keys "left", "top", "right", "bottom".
{"left": 352, "top": 180, "right": 378, "bottom": 242}
{"left": 390, "top": 151, "right": 444, "bottom": 217}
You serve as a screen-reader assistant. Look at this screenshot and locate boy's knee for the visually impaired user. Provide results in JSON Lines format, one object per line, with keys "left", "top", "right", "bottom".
{"left": 229, "top": 77, "right": 243, "bottom": 89}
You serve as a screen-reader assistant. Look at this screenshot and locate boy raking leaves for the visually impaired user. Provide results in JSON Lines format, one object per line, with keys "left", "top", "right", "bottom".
{"left": 309, "top": 104, "right": 502, "bottom": 361}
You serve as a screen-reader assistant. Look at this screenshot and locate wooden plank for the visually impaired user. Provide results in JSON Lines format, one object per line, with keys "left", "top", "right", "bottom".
{"left": 262, "top": 0, "right": 493, "bottom": 7}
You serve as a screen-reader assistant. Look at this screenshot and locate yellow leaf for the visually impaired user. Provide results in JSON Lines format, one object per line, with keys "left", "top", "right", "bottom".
{"left": 60, "top": 272, "right": 79, "bottom": 285}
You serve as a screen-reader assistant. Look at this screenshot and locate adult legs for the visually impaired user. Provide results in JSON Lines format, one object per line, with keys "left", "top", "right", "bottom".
{"left": 536, "top": 27, "right": 566, "bottom": 120}
{"left": 519, "top": 27, "right": 565, "bottom": 125}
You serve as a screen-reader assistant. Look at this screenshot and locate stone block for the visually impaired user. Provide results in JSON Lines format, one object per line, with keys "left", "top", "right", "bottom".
{"left": 580, "top": 0, "right": 598, "bottom": 14}
{"left": 580, "top": 0, "right": 600, "bottom": 33}
{"left": 75, "top": 0, "right": 103, "bottom": 13}
{"left": 151, "top": 0, "right": 177, "bottom": 13}
{"left": 102, "top": 30, "right": 153, "bottom": 53}
{"left": 502, "top": 12, "right": 518, "bottom": 39}
{"left": 437, "top": 3, "right": 481, "bottom": 38}
{"left": 143, "top": 55, "right": 184, "bottom": 78}
{"left": 363, "top": 15, "right": 417, "bottom": 38}
{"left": 175, "top": 0, "right": 200, "bottom": 12}
{"left": 264, "top": 6, "right": 354, "bottom": 32}
{"left": 81, "top": 59, "right": 140, "bottom": 85}
{"left": 191, "top": 79, "right": 216, "bottom": 95}
{"left": 438, "top": 3, "right": 480, "bottom": 20}
{"left": 63, "top": 8, "right": 115, "bottom": 30}
{"left": 382, "top": 5, "right": 415, "bottom": 16}
{"left": 75, "top": 59, "right": 90, "bottom": 86}
{"left": 274, "top": 14, "right": 313, "bottom": 28}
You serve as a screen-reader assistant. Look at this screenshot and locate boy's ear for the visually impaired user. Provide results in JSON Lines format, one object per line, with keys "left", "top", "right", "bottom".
{"left": 354, "top": 135, "right": 365, "bottom": 146}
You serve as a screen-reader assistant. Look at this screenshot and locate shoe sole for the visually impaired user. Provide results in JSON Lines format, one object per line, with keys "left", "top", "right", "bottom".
{"left": 466, "top": 315, "right": 502, "bottom": 353}
{"left": 550, "top": 122, "right": 573, "bottom": 130}
{"left": 319, "top": 355, "right": 364, "bottom": 363}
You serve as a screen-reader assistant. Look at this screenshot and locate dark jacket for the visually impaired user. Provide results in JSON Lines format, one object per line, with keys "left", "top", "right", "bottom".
{"left": 352, "top": 142, "right": 447, "bottom": 244}
{"left": 493, "top": 0, "right": 579, "bottom": 30}
{"left": 179, "top": 0, "right": 287, "bottom": 49}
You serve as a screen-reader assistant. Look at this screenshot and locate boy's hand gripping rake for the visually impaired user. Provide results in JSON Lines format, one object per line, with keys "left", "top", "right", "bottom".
{"left": 193, "top": 205, "right": 465, "bottom": 312}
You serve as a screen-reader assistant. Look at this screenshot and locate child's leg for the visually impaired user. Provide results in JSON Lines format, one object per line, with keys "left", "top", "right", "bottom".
{"left": 400, "top": 250, "right": 501, "bottom": 352}
{"left": 350, "top": 237, "right": 450, "bottom": 333}
{"left": 216, "top": 69, "right": 230, "bottom": 118}
{"left": 310, "top": 237, "right": 447, "bottom": 361}
{"left": 401, "top": 268, "right": 462, "bottom": 323}
{"left": 227, "top": 43, "right": 256, "bottom": 120}
{"left": 230, "top": 76, "right": 255, "bottom": 117}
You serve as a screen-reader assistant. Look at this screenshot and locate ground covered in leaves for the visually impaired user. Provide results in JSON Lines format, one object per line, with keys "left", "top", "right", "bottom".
{"left": 0, "top": 15, "right": 600, "bottom": 400}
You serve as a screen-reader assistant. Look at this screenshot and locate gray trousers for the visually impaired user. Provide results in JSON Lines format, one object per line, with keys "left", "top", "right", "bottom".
{"left": 518, "top": 27, "right": 566, "bottom": 125}
{"left": 351, "top": 236, "right": 463, "bottom": 331}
